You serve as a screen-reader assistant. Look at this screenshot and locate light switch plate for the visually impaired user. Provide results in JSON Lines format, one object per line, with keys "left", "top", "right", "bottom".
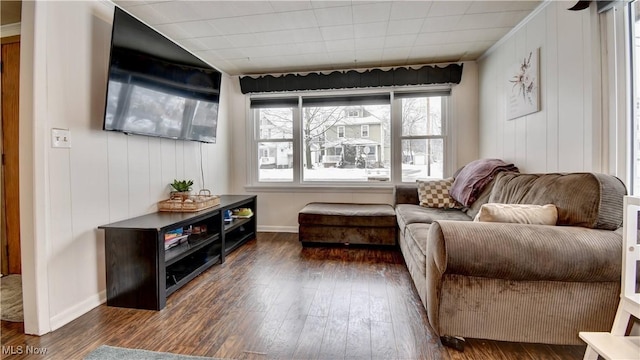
{"left": 51, "top": 128, "right": 71, "bottom": 148}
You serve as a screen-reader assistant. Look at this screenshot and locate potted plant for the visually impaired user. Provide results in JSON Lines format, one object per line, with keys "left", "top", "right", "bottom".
{"left": 170, "top": 179, "right": 194, "bottom": 199}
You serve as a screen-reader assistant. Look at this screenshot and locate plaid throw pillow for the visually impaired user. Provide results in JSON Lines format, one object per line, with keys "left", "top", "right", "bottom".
{"left": 417, "top": 178, "right": 460, "bottom": 209}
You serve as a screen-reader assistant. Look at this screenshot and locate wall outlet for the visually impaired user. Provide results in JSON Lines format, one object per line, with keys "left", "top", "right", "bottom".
{"left": 51, "top": 128, "right": 71, "bottom": 148}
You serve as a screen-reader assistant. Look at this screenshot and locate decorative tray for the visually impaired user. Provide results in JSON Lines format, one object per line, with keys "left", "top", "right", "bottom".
{"left": 158, "top": 190, "right": 220, "bottom": 213}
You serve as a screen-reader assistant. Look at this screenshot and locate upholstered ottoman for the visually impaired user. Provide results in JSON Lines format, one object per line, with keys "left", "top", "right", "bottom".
{"left": 298, "top": 202, "right": 397, "bottom": 246}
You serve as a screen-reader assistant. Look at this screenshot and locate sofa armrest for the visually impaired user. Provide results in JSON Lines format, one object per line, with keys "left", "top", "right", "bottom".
{"left": 424, "top": 221, "right": 622, "bottom": 336}
{"left": 394, "top": 184, "right": 419, "bottom": 206}
{"left": 428, "top": 220, "right": 622, "bottom": 282}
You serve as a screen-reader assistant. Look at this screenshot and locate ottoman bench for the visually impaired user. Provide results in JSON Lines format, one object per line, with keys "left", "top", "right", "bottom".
{"left": 298, "top": 202, "right": 397, "bottom": 246}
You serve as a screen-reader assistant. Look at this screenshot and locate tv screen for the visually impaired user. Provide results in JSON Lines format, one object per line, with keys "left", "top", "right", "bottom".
{"left": 103, "top": 7, "right": 221, "bottom": 143}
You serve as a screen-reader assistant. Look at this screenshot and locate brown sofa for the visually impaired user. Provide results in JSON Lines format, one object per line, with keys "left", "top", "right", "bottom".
{"left": 394, "top": 172, "right": 626, "bottom": 345}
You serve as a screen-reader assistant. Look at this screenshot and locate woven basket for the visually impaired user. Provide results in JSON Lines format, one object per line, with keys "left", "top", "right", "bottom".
{"left": 158, "top": 189, "right": 220, "bottom": 212}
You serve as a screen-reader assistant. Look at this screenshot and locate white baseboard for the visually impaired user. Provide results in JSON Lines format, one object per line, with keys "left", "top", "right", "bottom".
{"left": 49, "top": 290, "right": 106, "bottom": 331}
{"left": 258, "top": 225, "right": 298, "bottom": 233}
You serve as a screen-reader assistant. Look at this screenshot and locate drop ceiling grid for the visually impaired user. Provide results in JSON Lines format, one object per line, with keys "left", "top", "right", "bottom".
{"left": 115, "top": 1, "right": 542, "bottom": 75}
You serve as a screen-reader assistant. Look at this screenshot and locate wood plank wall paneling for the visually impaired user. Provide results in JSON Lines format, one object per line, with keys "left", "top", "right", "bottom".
{"left": 1, "top": 233, "right": 585, "bottom": 359}
{"left": 478, "top": 2, "right": 596, "bottom": 173}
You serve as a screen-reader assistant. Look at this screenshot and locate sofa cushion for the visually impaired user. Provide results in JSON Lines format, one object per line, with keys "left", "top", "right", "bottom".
{"left": 489, "top": 172, "right": 626, "bottom": 230}
{"left": 417, "top": 178, "right": 460, "bottom": 209}
{"left": 395, "top": 204, "right": 471, "bottom": 234}
{"left": 405, "top": 223, "right": 431, "bottom": 257}
{"left": 474, "top": 203, "right": 558, "bottom": 225}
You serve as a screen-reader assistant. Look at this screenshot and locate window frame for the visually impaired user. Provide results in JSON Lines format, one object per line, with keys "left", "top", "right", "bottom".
{"left": 246, "top": 87, "right": 452, "bottom": 188}
{"left": 361, "top": 124, "right": 369, "bottom": 138}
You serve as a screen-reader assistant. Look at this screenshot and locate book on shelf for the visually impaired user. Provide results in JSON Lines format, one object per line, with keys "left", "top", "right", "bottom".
{"left": 165, "top": 234, "right": 189, "bottom": 250}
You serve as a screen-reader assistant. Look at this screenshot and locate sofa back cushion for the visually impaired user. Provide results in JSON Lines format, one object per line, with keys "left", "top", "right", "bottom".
{"left": 489, "top": 172, "right": 626, "bottom": 230}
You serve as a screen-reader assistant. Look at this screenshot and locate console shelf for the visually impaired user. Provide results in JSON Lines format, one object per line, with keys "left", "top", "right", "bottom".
{"left": 99, "top": 194, "right": 257, "bottom": 310}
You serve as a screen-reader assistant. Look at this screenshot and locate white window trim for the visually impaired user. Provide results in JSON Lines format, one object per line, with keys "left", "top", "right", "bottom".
{"left": 245, "top": 87, "right": 452, "bottom": 189}
{"left": 601, "top": 2, "right": 632, "bottom": 189}
{"left": 361, "top": 124, "right": 369, "bottom": 138}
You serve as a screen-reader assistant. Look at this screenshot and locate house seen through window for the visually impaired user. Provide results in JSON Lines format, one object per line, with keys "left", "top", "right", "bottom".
{"left": 250, "top": 91, "right": 448, "bottom": 184}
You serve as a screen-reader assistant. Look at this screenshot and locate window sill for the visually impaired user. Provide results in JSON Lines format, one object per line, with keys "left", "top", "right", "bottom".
{"left": 244, "top": 184, "right": 395, "bottom": 193}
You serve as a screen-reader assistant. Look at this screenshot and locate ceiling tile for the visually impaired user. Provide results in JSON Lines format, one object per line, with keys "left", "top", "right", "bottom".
{"left": 383, "top": 34, "right": 417, "bottom": 48}
{"left": 224, "top": 33, "right": 262, "bottom": 48}
{"left": 118, "top": 4, "right": 173, "bottom": 25}
{"left": 354, "top": 37, "right": 386, "bottom": 51}
{"left": 387, "top": 18, "right": 424, "bottom": 36}
{"left": 466, "top": 1, "right": 541, "bottom": 14}
{"left": 281, "top": 10, "right": 319, "bottom": 30}
{"left": 352, "top": 2, "right": 393, "bottom": 24}
{"left": 197, "top": 36, "right": 235, "bottom": 50}
{"left": 421, "top": 15, "right": 461, "bottom": 33}
{"left": 325, "top": 39, "right": 354, "bottom": 52}
{"left": 167, "top": 20, "right": 221, "bottom": 39}
{"left": 242, "top": 13, "right": 292, "bottom": 33}
{"left": 255, "top": 30, "right": 297, "bottom": 46}
{"left": 208, "top": 17, "right": 252, "bottom": 36}
{"left": 312, "top": 1, "right": 353, "bottom": 9}
{"left": 176, "top": 38, "right": 209, "bottom": 51}
{"left": 413, "top": 32, "right": 452, "bottom": 47}
{"left": 427, "top": 1, "right": 472, "bottom": 17}
{"left": 154, "top": 23, "right": 193, "bottom": 40}
{"left": 297, "top": 41, "right": 327, "bottom": 55}
{"left": 389, "top": 1, "right": 432, "bottom": 20}
{"left": 320, "top": 25, "right": 354, "bottom": 41}
{"left": 147, "top": 2, "right": 204, "bottom": 23}
{"left": 228, "top": 1, "right": 275, "bottom": 17}
{"left": 290, "top": 28, "right": 325, "bottom": 43}
{"left": 382, "top": 46, "right": 412, "bottom": 60}
{"left": 457, "top": 11, "right": 531, "bottom": 30}
{"left": 354, "top": 22, "right": 388, "bottom": 39}
{"left": 270, "top": 1, "right": 314, "bottom": 12}
{"left": 186, "top": 2, "right": 237, "bottom": 19}
{"left": 314, "top": 6, "right": 353, "bottom": 27}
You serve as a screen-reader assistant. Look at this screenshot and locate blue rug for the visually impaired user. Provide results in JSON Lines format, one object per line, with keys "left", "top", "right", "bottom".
{"left": 84, "top": 345, "right": 223, "bottom": 360}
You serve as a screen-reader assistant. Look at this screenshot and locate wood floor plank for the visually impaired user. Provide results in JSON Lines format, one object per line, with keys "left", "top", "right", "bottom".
{"left": 0, "top": 233, "right": 586, "bottom": 360}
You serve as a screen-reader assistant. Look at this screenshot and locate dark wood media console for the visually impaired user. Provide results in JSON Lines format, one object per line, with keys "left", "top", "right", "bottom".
{"left": 99, "top": 195, "right": 257, "bottom": 310}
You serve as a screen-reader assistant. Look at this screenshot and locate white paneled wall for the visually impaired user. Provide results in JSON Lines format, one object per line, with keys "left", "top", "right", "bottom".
{"left": 20, "top": 1, "right": 231, "bottom": 333}
{"left": 478, "top": 2, "right": 600, "bottom": 173}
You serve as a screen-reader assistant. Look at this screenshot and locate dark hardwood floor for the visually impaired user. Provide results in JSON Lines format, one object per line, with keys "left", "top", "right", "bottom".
{"left": 1, "top": 232, "right": 586, "bottom": 359}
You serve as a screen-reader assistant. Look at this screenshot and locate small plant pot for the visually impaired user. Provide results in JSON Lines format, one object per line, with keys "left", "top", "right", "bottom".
{"left": 170, "top": 191, "right": 191, "bottom": 200}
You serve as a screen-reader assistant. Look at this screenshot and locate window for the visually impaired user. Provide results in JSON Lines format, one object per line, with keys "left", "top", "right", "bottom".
{"left": 248, "top": 90, "right": 450, "bottom": 185}
{"left": 302, "top": 95, "right": 390, "bottom": 181}
{"left": 398, "top": 93, "right": 447, "bottom": 182}
{"left": 251, "top": 98, "right": 297, "bottom": 182}
{"left": 361, "top": 124, "right": 369, "bottom": 138}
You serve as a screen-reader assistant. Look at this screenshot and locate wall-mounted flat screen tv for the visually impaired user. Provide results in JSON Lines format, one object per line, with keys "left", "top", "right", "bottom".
{"left": 103, "top": 7, "right": 221, "bottom": 143}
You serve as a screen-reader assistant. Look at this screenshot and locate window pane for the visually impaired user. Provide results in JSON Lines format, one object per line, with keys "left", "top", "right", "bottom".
{"left": 256, "top": 108, "right": 293, "bottom": 140}
{"left": 401, "top": 139, "right": 444, "bottom": 182}
{"left": 258, "top": 142, "right": 293, "bottom": 182}
{"left": 401, "top": 97, "right": 443, "bottom": 136}
{"left": 302, "top": 104, "right": 390, "bottom": 182}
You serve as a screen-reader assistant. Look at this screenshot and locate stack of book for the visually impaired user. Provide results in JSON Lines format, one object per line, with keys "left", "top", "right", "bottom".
{"left": 165, "top": 229, "right": 189, "bottom": 250}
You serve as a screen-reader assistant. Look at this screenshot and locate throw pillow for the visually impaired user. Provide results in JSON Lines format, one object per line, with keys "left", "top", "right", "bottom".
{"left": 474, "top": 203, "right": 558, "bottom": 225}
{"left": 417, "top": 178, "right": 460, "bottom": 209}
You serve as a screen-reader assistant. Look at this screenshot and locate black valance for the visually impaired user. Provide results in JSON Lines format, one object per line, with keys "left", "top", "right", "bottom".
{"left": 239, "top": 64, "right": 463, "bottom": 94}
